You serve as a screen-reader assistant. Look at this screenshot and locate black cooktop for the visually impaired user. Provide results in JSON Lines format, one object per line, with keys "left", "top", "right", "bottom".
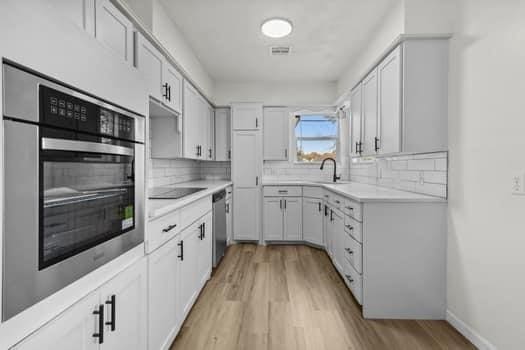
{"left": 149, "top": 187, "right": 206, "bottom": 200}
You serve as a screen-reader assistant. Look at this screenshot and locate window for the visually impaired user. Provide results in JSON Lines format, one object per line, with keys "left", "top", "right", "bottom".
{"left": 294, "top": 114, "right": 338, "bottom": 162}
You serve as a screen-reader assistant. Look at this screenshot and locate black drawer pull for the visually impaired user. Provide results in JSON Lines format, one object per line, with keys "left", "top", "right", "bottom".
{"left": 93, "top": 304, "right": 104, "bottom": 344}
{"left": 345, "top": 248, "right": 354, "bottom": 255}
{"left": 346, "top": 206, "right": 354, "bottom": 211}
{"left": 178, "top": 241, "right": 184, "bottom": 260}
{"left": 345, "top": 224, "right": 354, "bottom": 231}
{"left": 318, "top": 202, "right": 322, "bottom": 212}
{"left": 105, "top": 295, "right": 116, "bottom": 331}
{"left": 162, "top": 224, "right": 177, "bottom": 233}
{"left": 345, "top": 275, "right": 354, "bottom": 283}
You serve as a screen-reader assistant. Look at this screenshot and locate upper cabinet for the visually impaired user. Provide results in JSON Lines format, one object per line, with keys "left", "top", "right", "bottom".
{"left": 263, "top": 107, "right": 289, "bottom": 160}
{"left": 214, "top": 108, "right": 231, "bottom": 161}
{"left": 183, "top": 81, "right": 214, "bottom": 160}
{"left": 350, "top": 39, "right": 448, "bottom": 157}
{"left": 49, "top": 0, "right": 95, "bottom": 36}
{"left": 135, "top": 32, "right": 182, "bottom": 115}
{"left": 95, "top": 0, "right": 134, "bottom": 65}
{"left": 232, "top": 103, "right": 262, "bottom": 130}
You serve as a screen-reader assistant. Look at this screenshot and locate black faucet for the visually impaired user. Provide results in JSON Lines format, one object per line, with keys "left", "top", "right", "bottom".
{"left": 320, "top": 157, "right": 341, "bottom": 183}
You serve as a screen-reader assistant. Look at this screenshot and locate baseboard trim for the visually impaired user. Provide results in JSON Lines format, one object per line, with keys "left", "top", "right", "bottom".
{"left": 446, "top": 310, "right": 496, "bottom": 350}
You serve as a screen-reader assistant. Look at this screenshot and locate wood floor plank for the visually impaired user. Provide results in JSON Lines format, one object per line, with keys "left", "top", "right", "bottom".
{"left": 170, "top": 244, "right": 474, "bottom": 350}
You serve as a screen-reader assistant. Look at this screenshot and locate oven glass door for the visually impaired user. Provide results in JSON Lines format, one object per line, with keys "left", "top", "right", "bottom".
{"left": 40, "top": 137, "right": 135, "bottom": 269}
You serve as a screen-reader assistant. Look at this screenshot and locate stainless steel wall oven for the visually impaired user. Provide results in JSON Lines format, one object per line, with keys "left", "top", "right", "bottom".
{"left": 2, "top": 62, "right": 145, "bottom": 321}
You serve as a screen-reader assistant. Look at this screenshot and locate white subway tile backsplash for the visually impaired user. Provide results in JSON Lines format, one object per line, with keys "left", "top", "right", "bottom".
{"left": 350, "top": 152, "right": 448, "bottom": 198}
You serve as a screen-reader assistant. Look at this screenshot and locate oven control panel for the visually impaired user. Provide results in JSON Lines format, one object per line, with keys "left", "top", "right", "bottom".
{"left": 40, "top": 85, "right": 135, "bottom": 141}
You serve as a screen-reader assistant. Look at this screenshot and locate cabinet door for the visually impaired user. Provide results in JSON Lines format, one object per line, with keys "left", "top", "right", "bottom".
{"left": 163, "top": 63, "right": 183, "bottom": 114}
{"left": 215, "top": 108, "right": 231, "bottom": 161}
{"left": 95, "top": 0, "right": 133, "bottom": 64}
{"left": 332, "top": 211, "right": 345, "bottom": 273}
{"left": 263, "top": 107, "right": 289, "bottom": 160}
{"left": 378, "top": 45, "right": 402, "bottom": 154}
{"left": 303, "top": 198, "right": 323, "bottom": 246}
{"left": 49, "top": 0, "right": 95, "bottom": 36}
{"left": 326, "top": 209, "right": 334, "bottom": 258}
{"left": 99, "top": 259, "right": 147, "bottom": 350}
{"left": 205, "top": 105, "right": 215, "bottom": 160}
{"left": 350, "top": 84, "right": 363, "bottom": 156}
{"left": 148, "top": 237, "right": 181, "bottom": 350}
{"left": 135, "top": 32, "right": 163, "bottom": 101}
{"left": 231, "top": 103, "right": 262, "bottom": 130}
{"left": 263, "top": 197, "right": 283, "bottom": 241}
{"left": 179, "top": 225, "right": 200, "bottom": 318}
{"left": 197, "top": 213, "right": 213, "bottom": 287}
{"left": 233, "top": 188, "right": 260, "bottom": 241}
{"left": 226, "top": 198, "right": 233, "bottom": 243}
{"left": 232, "top": 131, "right": 261, "bottom": 187}
{"left": 362, "top": 68, "right": 379, "bottom": 155}
{"left": 12, "top": 292, "right": 100, "bottom": 350}
{"left": 183, "top": 82, "right": 200, "bottom": 159}
{"left": 284, "top": 197, "right": 302, "bottom": 240}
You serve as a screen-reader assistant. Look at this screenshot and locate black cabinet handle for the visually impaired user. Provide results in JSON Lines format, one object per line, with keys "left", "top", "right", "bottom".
{"left": 345, "top": 248, "right": 354, "bottom": 255}
{"left": 374, "top": 137, "right": 380, "bottom": 152}
{"left": 284, "top": 199, "right": 287, "bottom": 210}
{"left": 178, "top": 241, "right": 184, "bottom": 261}
{"left": 330, "top": 209, "right": 333, "bottom": 222}
{"left": 256, "top": 176, "right": 259, "bottom": 186}
{"left": 209, "top": 148, "right": 212, "bottom": 158}
{"left": 168, "top": 84, "right": 171, "bottom": 102}
{"left": 345, "top": 224, "right": 354, "bottom": 231}
{"left": 203, "top": 222, "right": 206, "bottom": 238}
{"left": 284, "top": 149, "right": 288, "bottom": 158}
{"left": 345, "top": 274, "right": 354, "bottom": 283}
{"left": 105, "top": 295, "right": 116, "bottom": 331}
{"left": 228, "top": 150, "right": 231, "bottom": 159}
{"left": 93, "top": 304, "right": 104, "bottom": 344}
{"left": 255, "top": 117, "right": 258, "bottom": 128}
{"left": 198, "top": 223, "right": 203, "bottom": 240}
{"left": 318, "top": 202, "right": 321, "bottom": 212}
{"left": 355, "top": 142, "right": 359, "bottom": 154}
{"left": 162, "top": 83, "right": 169, "bottom": 100}
{"left": 324, "top": 205, "right": 328, "bottom": 217}
{"left": 162, "top": 224, "right": 177, "bottom": 233}
{"left": 196, "top": 145, "right": 200, "bottom": 156}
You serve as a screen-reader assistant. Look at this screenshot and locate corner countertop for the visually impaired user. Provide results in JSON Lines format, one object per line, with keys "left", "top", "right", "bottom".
{"left": 148, "top": 180, "right": 232, "bottom": 220}
{"left": 262, "top": 179, "right": 446, "bottom": 203}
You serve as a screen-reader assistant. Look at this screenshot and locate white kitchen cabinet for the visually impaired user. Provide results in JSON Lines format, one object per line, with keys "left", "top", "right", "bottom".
{"left": 350, "top": 84, "right": 363, "bottom": 156}
{"left": 148, "top": 236, "right": 181, "bottom": 350}
{"left": 232, "top": 103, "right": 262, "bottom": 130}
{"left": 179, "top": 223, "right": 200, "bottom": 317}
{"left": 183, "top": 82, "right": 213, "bottom": 160}
{"left": 302, "top": 197, "right": 323, "bottom": 246}
{"left": 232, "top": 120, "right": 262, "bottom": 241}
{"left": 98, "top": 259, "right": 147, "bottom": 350}
{"left": 215, "top": 108, "right": 231, "bottom": 161}
{"left": 135, "top": 33, "right": 183, "bottom": 114}
{"left": 95, "top": 0, "right": 133, "bottom": 65}
{"left": 263, "top": 107, "right": 289, "bottom": 160}
{"left": 49, "top": 0, "right": 95, "bottom": 36}
{"left": 163, "top": 63, "right": 183, "bottom": 114}
{"left": 263, "top": 197, "right": 283, "bottom": 240}
{"left": 362, "top": 68, "right": 378, "bottom": 155}
{"left": 283, "top": 197, "right": 302, "bottom": 240}
{"left": 377, "top": 45, "right": 402, "bottom": 154}
{"left": 196, "top": 213, "right": 213, "bottom": 287}
{"left": 204, "top": 104, "right": 214, "bottom": 160}
{"left": 12, "top": 259, "right": 147, "bottom": 350}
{"left": 12, "top": 291, "right": 100, "bottom": 350}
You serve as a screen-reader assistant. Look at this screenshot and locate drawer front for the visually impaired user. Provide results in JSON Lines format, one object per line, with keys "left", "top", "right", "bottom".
{"left": 303, "top": 186, "right": 323, "bottom": 198}
{"left": 263, "top": 186, "right": 302, "bottom": 197}
{"left": 323, "top": 190, "right": 344, "bottom": 211}
{"left": 343, "top": 198, "right": 362, "bottom": 222}
{"left": 147, "top": 210, "right": 181, "bottom": 252}
{"left": 343, "top": 262, "right": 363, "bottom": 305}
{"left": 343, "top": 232, "right": 362, "bottom": 274}
{"left": 179, "top": 196, "right": 213, "bottom": 229}
{"left": 344, "top": 215, "right": 363, "bottom": 243}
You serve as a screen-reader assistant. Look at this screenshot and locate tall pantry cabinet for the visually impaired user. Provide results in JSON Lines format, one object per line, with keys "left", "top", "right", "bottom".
{"left": 231, "top": 103, "right": 263, "bottom": 241}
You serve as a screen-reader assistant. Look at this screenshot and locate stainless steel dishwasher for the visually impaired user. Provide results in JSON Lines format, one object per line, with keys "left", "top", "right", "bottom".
{"left": 212, "top": 190, "right": 227, "bottom": 267}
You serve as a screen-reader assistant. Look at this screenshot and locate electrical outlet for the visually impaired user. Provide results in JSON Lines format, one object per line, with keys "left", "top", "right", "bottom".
{"left": 513, "top": 176, "right": 522, "bottom": 194}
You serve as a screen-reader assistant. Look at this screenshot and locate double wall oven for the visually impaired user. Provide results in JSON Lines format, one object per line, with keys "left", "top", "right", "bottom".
{"left": 2, "top": 63, "right": 145, "bottom": 321}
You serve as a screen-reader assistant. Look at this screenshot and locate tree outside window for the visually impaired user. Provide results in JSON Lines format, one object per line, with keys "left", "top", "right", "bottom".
{"left": 295, "top": 114, "right": 338, "bottom": 162}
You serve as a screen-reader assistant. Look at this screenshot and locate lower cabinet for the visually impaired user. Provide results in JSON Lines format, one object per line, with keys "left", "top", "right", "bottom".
{"left": 263, "top": 196, "right": 302, "bottom": 241}
{"left": 302, "top": 197, "right": 324, "bottom": 246}
{"left": 13, "top": 259, "right": 147, "bottom": 350}
{"left": 148, "top": 211, "right": 212, "bottom": 350}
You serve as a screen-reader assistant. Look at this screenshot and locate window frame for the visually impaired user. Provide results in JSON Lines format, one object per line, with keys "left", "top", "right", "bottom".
{"left": 292, "top": 112, "right": 340, "bottom": 164}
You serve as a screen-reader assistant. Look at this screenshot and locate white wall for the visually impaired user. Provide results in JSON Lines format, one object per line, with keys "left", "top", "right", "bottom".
{"left": 214, "top": 80, "right": 336, "bottom": 106}
{"left": 447, "top": 1, "right": 525, "bottom": 349}
{"left": 336, "top": 1, "right": 404, "bottom": 95}
{"left": 152, "top": 0, "right": 214, "bottom": 99}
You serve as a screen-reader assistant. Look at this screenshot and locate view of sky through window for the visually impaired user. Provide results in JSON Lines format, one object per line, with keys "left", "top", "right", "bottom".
{"left": 295, "top": 115, "right": 338, "bottom": 162}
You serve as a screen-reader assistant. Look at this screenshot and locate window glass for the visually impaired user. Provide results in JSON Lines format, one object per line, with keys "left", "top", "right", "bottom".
{"left": 295, "top": 115, "right": 338, "bottom": 162}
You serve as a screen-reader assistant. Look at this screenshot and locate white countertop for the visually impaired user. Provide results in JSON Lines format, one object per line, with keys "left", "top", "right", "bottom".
{"left": 262, "top": 179, "right": 446, "bottom": 203}
{"left": 148, "top": 180, "right": 232, "bottom": 220}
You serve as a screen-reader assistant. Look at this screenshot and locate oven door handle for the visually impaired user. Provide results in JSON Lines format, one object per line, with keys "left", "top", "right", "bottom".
{"left": 41, "top": 138, "right": 134, "bottom": 156}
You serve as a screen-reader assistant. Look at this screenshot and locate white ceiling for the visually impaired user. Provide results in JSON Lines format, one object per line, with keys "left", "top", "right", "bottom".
{"left": 160, "top": 0, "right": 396, "bottom": 82}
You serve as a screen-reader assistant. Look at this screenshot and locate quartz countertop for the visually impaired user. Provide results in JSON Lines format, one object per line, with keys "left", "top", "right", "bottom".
{"left": 148, "top": 180, "right": 232, "bottom": 220}
{"left": 262, "top": 179, "right": 446, "bottom": 203}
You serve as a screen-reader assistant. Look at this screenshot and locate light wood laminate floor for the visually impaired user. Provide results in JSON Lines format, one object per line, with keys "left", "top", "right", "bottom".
{"left": 170, "top": 244, "right": 474, "bottom": 350}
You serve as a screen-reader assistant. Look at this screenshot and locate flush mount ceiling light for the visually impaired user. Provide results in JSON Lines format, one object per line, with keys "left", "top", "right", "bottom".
{"left": 261, "top": 18, "right": 293, "bottom": 38}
